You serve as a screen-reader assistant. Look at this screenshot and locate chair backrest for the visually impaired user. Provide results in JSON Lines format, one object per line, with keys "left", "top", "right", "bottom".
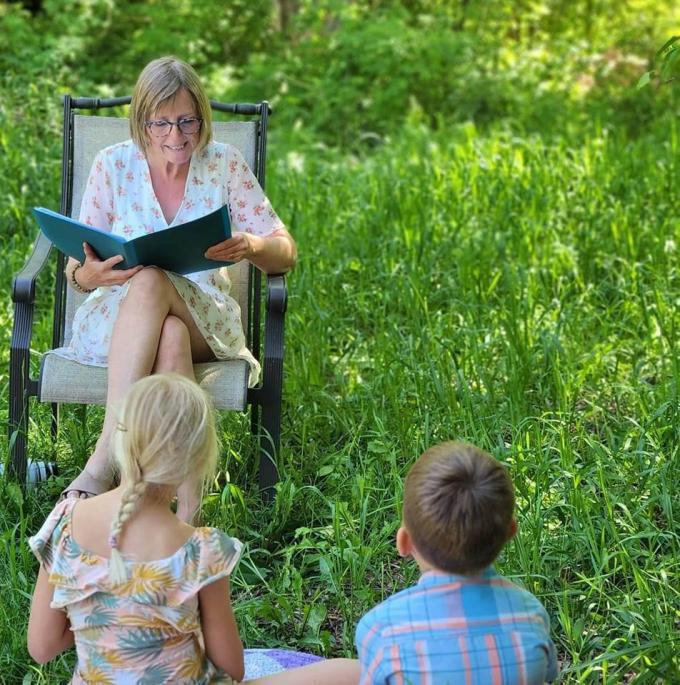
{"left": 62, "top": 116, "right": 257, "bottom": 346}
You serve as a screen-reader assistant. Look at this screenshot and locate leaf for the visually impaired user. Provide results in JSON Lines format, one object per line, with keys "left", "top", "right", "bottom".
{"left": 6, "top": 482, "right": 24, "bottom": 509}
{"left": 367, "top": 440, "right": 388, "bottom": 453}
{"left": 318, "top": 556, "right": 332, "bottom": 580}
{"left": 317, "top": 464, "right": 334, "bottom": 477}
{"left": 636, "top": 71, "right": 653, "bottom": 90}
{"left": 655, "top": 35, "right": 680, "bottom": 60}
{"left": 660, "top": 46, "right": 680, "bottom": 81}
{"left": 305, "top": 603, "right": 327, "bottom": 637}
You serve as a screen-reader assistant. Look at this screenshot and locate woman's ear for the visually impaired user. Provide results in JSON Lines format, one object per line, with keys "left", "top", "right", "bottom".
{"left": 396, "top": 525, "right": 414, "bottom": 558}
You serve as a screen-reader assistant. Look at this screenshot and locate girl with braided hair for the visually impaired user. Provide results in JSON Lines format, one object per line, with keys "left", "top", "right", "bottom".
{"left": 27, "top": 374, "right": 359, "bottom": 684}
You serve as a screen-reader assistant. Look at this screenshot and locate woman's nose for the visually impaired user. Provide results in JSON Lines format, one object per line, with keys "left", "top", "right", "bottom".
{"left": 168, "top": 123, "right": 186, "bottom": 139}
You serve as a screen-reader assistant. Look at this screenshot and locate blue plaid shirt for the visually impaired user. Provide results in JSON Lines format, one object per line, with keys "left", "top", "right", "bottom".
{"left": 356, "top": 567, "right": 558, "bottom": 685}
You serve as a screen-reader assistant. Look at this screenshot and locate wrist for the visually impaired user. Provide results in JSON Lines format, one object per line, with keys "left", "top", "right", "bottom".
{"left": 70, "top": 263, "right": 94, "bottom": 294}
{"left": 249, "top": 233, "right": 263, "bottom": 259}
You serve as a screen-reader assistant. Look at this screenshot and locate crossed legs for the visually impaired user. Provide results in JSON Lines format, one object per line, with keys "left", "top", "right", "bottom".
{"left": 65, "top": 268, "right": 215, "bottom": 521}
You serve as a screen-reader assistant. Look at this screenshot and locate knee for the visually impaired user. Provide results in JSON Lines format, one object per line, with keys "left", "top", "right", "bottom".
{"left": 126, "top": 267, "right": 172, "bottom": 302}
{"left": 155, "top": 316, "right": 191, "bottom": 369}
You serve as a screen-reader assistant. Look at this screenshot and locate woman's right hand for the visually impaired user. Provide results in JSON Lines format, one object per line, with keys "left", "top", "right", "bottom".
{"left": 75, "top": 242, "right": 144, "bottom": 289}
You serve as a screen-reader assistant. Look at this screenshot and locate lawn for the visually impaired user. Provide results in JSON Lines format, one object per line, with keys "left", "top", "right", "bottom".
{"left": 1, "top": 114, "right": 678, "bottom": 682}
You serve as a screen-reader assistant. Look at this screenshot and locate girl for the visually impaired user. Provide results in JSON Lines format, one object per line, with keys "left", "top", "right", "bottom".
{"left": 27, "top": 373, "right": 358, "bottom": 684}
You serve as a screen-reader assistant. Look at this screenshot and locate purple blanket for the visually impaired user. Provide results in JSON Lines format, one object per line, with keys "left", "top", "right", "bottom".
{"left": 244, "top": 649, "right": 323, "bottom": 679}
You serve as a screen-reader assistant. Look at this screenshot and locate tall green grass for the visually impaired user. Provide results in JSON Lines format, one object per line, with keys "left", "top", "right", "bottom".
{"left": 1, "top": 119, "right": 678, "bottom": 683}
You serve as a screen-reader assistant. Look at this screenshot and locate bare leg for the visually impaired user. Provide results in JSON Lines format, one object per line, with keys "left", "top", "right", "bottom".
{"left": 64, "top": 268, "right": 214, "bottom": 501}
{"left": 151, "top": 316, "right": 202, "bottom": 523}
{"left": 248, "top": 659, "right": 360, "bottom": 685}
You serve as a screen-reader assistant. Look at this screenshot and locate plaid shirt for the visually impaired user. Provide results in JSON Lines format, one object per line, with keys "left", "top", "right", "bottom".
{"left": 356, "top": 567, "right": 558, "bottom": 685}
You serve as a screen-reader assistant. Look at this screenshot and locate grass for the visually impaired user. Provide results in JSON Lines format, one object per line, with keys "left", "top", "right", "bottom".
{"left": 1, "top": 112, "right": 679, "bottom": 682}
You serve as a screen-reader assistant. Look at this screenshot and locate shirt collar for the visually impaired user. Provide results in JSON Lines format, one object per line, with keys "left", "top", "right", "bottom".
{"left": 417, "top": 565, "right": 498, "bottom": 586}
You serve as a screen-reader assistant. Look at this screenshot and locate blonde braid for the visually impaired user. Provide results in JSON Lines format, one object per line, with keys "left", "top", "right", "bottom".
{"left": 108, "top": 477, "right": 148, "bottom": 584}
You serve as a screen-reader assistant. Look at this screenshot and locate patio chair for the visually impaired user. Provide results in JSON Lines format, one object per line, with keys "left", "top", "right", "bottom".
{"left": 9, "top": 95, "right": 286, "bottom": 498}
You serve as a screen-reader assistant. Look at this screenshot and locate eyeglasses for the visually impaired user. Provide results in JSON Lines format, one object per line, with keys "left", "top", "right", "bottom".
{"left": 145, "top": 117, "right": 203, "bottom": 137}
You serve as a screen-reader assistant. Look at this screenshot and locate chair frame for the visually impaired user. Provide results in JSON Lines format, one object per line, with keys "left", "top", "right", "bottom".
{"left": 9, "top": 95, "right": 286, "bottom": 498}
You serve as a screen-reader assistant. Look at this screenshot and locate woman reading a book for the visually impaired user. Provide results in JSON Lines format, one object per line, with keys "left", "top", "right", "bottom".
{"left": 55, "top": 56, "right": 296, "bottom": 517}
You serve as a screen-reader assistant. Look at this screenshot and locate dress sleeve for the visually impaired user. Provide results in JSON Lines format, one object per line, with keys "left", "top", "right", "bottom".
{"left": 225, "top": 146, "right": 286, "bottom": 237}
{"left": 78, "top": 149, "right": 115, "bottom": 231}
{"left": 27, "top": 499, "right": 73, "bottom": 573}
{"left": 188, "top": 528, "right": 243, "bottom": 593}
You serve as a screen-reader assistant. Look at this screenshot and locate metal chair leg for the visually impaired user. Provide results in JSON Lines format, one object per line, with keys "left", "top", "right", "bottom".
{"left": 8, "top": 351, "right": 29, "bottom": 484}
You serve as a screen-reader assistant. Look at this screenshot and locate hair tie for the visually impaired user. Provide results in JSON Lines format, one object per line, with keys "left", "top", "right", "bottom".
{"left": 108, "top": 534, "right": 119, "bottom": 550}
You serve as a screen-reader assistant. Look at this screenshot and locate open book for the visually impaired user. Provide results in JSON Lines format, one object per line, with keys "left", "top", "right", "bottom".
{"left": 33, "top": 205, "right": 232, "bottom": 275}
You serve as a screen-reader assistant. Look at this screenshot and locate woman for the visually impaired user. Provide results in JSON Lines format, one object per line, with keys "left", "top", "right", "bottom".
{"left": 55, "top": 56, "right": 296, "bottom": 519}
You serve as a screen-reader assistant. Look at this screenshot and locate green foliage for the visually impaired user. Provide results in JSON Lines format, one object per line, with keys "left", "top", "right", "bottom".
{"left": 56, "top": 0, "right": 276, "bottom": 88}
{"left": 2, "top": 0, "right": 276, "bottom": 92}
{"left": 638, "top": 35, "right": 680, "bottom": 89}
{"left": 2, "top": 1, "right": 680, "bottom": 682}
{"left": 229, "top": 11, "right": 503, "bottom": 146}
{"left": 224, "top": 1, "right": 678, "bottom": 149}
{"left": 4, "top": 121, "right": 679, "bottom": 682}
{"left": 0, "top": 6, "right": 63, "bottom": 272}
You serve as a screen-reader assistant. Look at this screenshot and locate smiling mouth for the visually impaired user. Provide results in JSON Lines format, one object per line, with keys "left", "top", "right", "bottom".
{"left": 165, "top": 143, "right": 187, "bottom": 151}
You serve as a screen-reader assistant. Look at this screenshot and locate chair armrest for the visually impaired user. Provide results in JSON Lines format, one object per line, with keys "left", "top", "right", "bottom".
{"left": 10, "top": 232, "right": 53, "bottom": 477}
{"left": 12, "top": 232, "right": 53, "bottom": 304}
{"left": 265, "top": 273, "right": 287, "bottom": 315}
{"left": 259, "top": 274, "right": 287, "bottom": 387}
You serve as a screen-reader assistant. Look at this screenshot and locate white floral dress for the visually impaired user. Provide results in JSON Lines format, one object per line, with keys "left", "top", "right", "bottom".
{"left": 52, "top": 140, "right": 285, "bottom": 386}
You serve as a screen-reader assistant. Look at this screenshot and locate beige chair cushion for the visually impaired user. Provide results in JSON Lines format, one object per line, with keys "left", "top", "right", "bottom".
{"left": 40, "top": 355, "right": 249, "bottom": 410}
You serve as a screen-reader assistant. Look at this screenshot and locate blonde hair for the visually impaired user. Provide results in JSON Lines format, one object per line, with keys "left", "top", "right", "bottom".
{"left": 403, "top": 442, "right": 515, "bottom": 575}
{"left": 129, "top": 56, "right": 212, "bottom": 152}
{"left": 108, "top": 373, "right": 219, "bottom": 582}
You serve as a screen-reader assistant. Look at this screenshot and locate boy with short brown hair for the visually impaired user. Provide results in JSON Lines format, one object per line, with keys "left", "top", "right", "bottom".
{"left": 356, "top": 441, "right": 558, "bottom": 684}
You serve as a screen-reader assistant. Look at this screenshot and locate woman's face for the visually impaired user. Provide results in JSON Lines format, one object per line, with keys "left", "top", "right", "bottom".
{"left": 145, "top": 88, "right": 201, "bottom": 167}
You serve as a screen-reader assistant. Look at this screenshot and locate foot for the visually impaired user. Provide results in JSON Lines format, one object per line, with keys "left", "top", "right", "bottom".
{"left": 58, "top": 469, "right": 112, "bottom": 501}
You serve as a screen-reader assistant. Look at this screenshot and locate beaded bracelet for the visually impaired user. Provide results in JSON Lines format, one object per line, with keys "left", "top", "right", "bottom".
{"left": 70, "top": 263, "right": 94, "bottom": 294}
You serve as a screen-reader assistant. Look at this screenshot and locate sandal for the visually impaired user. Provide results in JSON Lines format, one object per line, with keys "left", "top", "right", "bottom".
{"left": 58, "top": 469, "right": 112, "bottom": 501}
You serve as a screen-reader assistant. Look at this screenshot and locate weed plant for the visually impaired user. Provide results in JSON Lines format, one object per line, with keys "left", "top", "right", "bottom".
{"left": 1, "top": 115, "right": 679, "bottom": 683}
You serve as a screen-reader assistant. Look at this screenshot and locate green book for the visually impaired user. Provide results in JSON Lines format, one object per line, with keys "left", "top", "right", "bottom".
{"left": 33, "top": 205, "right": 232, "bottom": 275}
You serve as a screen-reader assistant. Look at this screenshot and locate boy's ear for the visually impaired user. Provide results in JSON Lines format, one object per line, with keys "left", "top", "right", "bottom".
{"left": 396, "top": 525, "right": 413, "bottom": 558}
{"left": 507, "top": 518, "right": 518, "bottom": 541}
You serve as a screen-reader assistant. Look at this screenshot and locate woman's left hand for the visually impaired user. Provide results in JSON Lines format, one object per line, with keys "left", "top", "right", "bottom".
{"left": 205, "top": 232, "right": 259, "bottom": 263}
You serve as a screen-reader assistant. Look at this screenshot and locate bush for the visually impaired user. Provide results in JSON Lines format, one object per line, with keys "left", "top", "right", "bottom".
{"left": 226, "top": 5, "right": 672, "bottom": 150}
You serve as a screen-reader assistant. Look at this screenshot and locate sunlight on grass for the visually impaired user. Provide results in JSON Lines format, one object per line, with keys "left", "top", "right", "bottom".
{"left": 2, "top": 118, "right": 679, "bottom": 682}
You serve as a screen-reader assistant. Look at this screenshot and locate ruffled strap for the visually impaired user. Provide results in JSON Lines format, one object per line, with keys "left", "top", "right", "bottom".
{"left": 28, "top": 499, "right": 108, "bottom": 608}
{"left": 28, "top": 498, "right": 76, "bottom": 572}
{"left": 170, "top": 527, "right": 242, "bottom": 604}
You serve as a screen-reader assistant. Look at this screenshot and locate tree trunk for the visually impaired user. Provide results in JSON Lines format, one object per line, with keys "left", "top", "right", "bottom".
{"left": 454, "top": 0, "right": 471, "bottom": 32}
{"left": 277, "top": 0, "right": 299, "bottom": 37}
{"left": 7, "top": 0, "right": 43, "bottom": 14}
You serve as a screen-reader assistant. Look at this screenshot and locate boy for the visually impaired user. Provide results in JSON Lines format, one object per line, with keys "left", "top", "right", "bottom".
{"left": 356, "top": 442, "right": 558, "bottom": 684}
